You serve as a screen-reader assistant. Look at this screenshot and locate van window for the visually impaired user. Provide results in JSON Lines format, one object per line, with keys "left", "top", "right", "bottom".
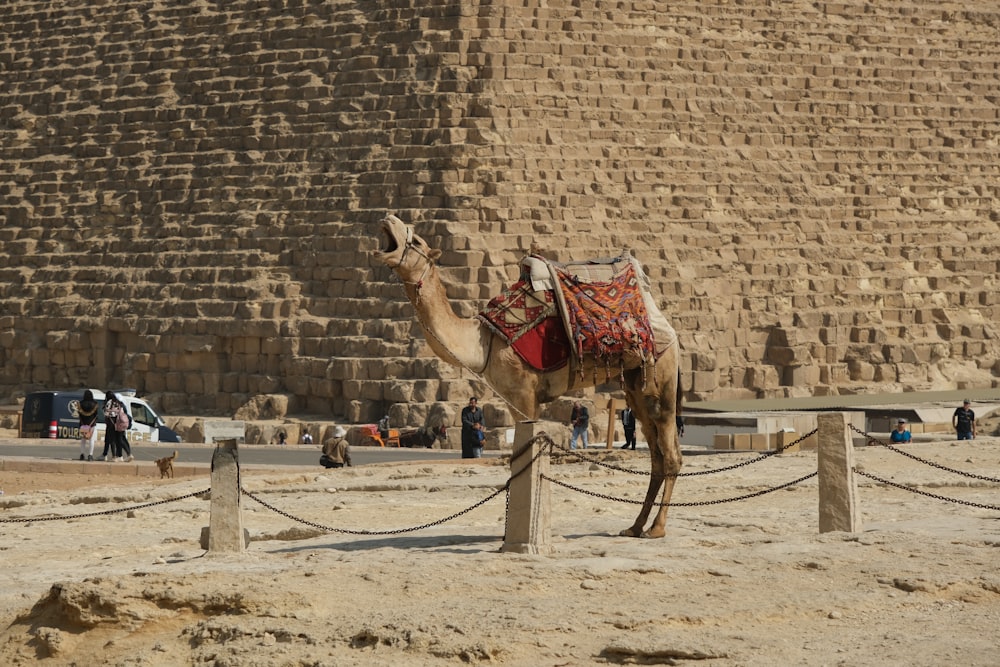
{"left": 131, "top": 402, "right": 154, "bottom": 427}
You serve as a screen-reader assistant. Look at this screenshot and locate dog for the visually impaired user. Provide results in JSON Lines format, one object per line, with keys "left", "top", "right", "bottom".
{"left": 155, "top": 450, "right": 178, "bottom": 479}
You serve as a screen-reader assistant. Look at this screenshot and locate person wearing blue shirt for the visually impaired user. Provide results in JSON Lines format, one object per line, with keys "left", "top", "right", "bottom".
{"left": 889, "top": 418, "right": 912, "bottom": 444}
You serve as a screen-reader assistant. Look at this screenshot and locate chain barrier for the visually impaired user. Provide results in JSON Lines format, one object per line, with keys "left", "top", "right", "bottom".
{"left": 0, "top": 488, "right": 211, "bottom": 524}
{"left": 548, "top": 429, "right": 819, "bottom": 477}
{"left": 240, "top": 433, "right": 560, "bottom": 536}
{"left": 849, "top": 424, "right": 1000, "bottom": 484}
{"left": 847, "top": 423, "right": 1000, "bottom": 511}
{"left": 240, "top": 485, "right": 508, "bottom": 536}
{"left": 853, "top": 469, "right": 1000, "bottom": 511}
{"left": 540, "top": 471, "right": 818, "bottom": 507}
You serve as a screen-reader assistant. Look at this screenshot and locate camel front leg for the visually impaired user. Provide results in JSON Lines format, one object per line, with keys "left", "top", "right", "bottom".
{"left": 619, "top": 474, "right": 664, "bottom": 537}
{"left": 641, "top": 476, "right": 677, "bottom": 538}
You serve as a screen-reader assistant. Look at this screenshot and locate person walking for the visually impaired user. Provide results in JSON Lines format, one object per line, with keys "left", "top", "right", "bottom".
{"left": 461, "top": 397, "right": 485, "bottom": 458}
{"left": 952, "top": 399, "right": 976, "bottom": 440}
{"left": 320, "top": 426, "right": 352, "bottom": 468}
{"left": 620, "top": 406, "right": 636, "bottom": 450}
{"left": 569, "top": 401, "right": 589, "bottom": 449}
{"left": 77, "top": 389, "right": 99, "bottom": 461}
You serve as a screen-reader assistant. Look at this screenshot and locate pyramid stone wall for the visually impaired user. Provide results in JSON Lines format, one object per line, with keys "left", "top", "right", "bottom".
{"left": 1, "top": 0, "right": 998, "bottom": 425}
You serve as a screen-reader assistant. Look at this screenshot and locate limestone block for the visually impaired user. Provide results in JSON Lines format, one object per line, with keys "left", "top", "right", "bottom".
{"left": 732, "top": 433, "right": 752, "bottom": 450}
{"left": 233, "top": 394, "right": 290, "bottom": 421}
{"left": 384, "top": 380, "right": 414, "bottom": 403}
{"left": 785, "top": 365, "right": 820, "bottom": 386}
{"left": 359, "top": 381, "right": 385, "bottom": 401}
{"left": 750, "top": 433, "right": 769, "bottom": 451}
{"left": 411, "top": 380, "right": 439, "bottom": 403}
{"left": 847, "top": 360, "right": 876, "bottom": 381}
{"left": 713, "top": 433, "right": 733, "bottom": 450}
{"left": 777, "top": 430, "right": 800, "bottom": 453}
{"left": 691, "top": 370, "right": 719, "bottom": 392}
{"left": 799, "top": 432, "right": 818, "bottom": 450}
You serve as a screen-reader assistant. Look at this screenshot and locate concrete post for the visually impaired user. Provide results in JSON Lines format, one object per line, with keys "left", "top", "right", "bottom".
{"left": 817, "top": 412, "right": 860, "bottom": 533}
{"left": 207, "top": 439, "right": 245, "bottom": 553}
{"left": 501, "top": 422, "right": 554, "bottom": 555}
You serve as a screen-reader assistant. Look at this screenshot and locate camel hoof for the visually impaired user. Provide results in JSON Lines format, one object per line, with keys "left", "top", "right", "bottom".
{"left": 640, "top": 529, "right": 666, "bottom": 539}
{"left": 619, "top": 527, "right": 643, "bottom": 538}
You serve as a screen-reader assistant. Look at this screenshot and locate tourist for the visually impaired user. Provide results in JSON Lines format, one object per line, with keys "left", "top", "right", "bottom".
{"left": 378, "top": 414, "right": 390, "bottom": 444}
{"left": 570, "top": 401, "right": 589, "bottom": 449}
{"left": 952, "top": 400, "right": 976, "bottom": 440}
{"left": 77, "top": 389, "right": 99, "bottom": 461}
{"left": 461, "top": 397, "right": 485, "bottom": 458}
{"left": 320, "top": 426, "right": 351, "bottom": 468}
{"left": 301, "top": 431, "right": 313, "bottom": 445}
{"left": 620, "top": 406, "right": 636, "bottom": 450}
{"left": 102, "top": 391, "right": 133, "bottom": 462}
{"left": 889, "top": 418, "right": 912, "bottom": 444}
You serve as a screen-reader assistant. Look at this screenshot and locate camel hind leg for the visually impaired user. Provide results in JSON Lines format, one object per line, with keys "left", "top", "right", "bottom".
{"left": 619, "top": 356, "right": 682, "bottom": 539}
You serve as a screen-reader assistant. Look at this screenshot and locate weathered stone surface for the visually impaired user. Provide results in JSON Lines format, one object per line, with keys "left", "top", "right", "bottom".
{"left": 0, "top": 0, "right": 998, "bottom": 429}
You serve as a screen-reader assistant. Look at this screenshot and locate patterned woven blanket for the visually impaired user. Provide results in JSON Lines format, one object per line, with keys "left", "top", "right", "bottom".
{"left": 477, "top": 255, "right": 657, "bottom": 372}
{"left": 552, "top": 260, "right": 655, "bottom": 365}
{"left": 477, "top": 279, "right": 571, "bottom": 372}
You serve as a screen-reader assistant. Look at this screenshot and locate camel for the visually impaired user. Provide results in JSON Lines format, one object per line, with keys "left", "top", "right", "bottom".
{"left": 373, "top": 214, "right": 683, "bottom": 538}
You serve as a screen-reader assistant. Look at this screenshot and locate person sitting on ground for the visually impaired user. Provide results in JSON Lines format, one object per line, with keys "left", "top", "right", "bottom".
{"left": 890, "top": 418, "right": 912, "bottom": 444}
{"left": 320, "top": 426, "right": 352, "bottom": 468}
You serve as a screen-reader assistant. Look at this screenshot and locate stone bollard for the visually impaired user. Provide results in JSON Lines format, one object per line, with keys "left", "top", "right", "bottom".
{"left": 501, "top": 422, "right": 554, "bottom": 555}
{"left": 817, "top": 412, "right": 860, "bottom": 533}
{"left": 201, "top": 439, "right": 247, "bottom": 552}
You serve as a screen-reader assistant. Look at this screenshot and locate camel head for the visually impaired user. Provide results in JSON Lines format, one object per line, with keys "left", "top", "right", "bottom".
{"left": 374, "top": 214, "right": 442, "bottom": 281}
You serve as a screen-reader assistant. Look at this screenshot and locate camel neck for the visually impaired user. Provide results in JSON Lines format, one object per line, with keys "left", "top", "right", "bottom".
{"left": 402, "top": 264, "right": 487, "bottom": 371}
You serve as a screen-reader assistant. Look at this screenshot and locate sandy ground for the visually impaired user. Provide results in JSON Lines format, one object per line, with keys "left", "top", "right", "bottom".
{"left": 1, "top": 434, "right": 999, "bottom": 667}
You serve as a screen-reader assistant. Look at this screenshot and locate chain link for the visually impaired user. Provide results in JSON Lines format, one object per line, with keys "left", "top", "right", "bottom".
{"left": 548, "top": 429, "right": 819, "bottom": 477}
{"left": 853, "top": 468, "right": 1000, "bottom": 511}
{"left": 0, "top": 488, "right": 211, "bottom": 524}
{"left": 849, "top": 423, "right": 1000, "bottom": 483}
{"left": 239, "top": 433, "right": 557, "bottom": 535}
{"left": 240, "top": 485, "right": 508, "bottom": 536}
{"left": 540, "top": 471, "right": 817, "bottom": 507}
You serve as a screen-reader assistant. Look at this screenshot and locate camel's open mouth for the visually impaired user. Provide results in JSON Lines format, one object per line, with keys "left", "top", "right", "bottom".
{"left": 379, "top": 221, "right": 400, "bottom": 254}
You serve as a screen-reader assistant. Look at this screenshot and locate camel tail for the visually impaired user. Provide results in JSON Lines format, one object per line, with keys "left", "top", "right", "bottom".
{"left": 676, "top": 369, "right": 684, "bottom": 427}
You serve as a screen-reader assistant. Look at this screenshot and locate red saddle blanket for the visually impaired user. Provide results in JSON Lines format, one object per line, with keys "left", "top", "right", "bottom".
{"left": 477, "top": 280, "right": 571, "bottom": 372}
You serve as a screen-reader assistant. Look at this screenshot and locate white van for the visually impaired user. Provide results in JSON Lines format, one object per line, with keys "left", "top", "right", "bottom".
{"left": 21, "top": 388, "right": 181, "bottom": 444}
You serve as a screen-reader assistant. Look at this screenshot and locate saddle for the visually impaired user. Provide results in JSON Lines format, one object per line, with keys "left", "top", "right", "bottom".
{"left": 478, "top": 253, "right": 676, "bottom": 375}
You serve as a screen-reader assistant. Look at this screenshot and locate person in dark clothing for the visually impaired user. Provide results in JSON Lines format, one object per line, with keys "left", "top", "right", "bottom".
{"left": 461, "top": 397, "right": 485, "bottom": 458}
{"left": 620, "top": 407, "right": 636, "bottom": 450}
{"left": 78, "top": 389, "right": 99, "bottom": 461}
{"left": 102, "top": 391, "right": 133, "bottom": 462}
{"left": 952, "top": 399, "right": 976, "bottom": 440}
